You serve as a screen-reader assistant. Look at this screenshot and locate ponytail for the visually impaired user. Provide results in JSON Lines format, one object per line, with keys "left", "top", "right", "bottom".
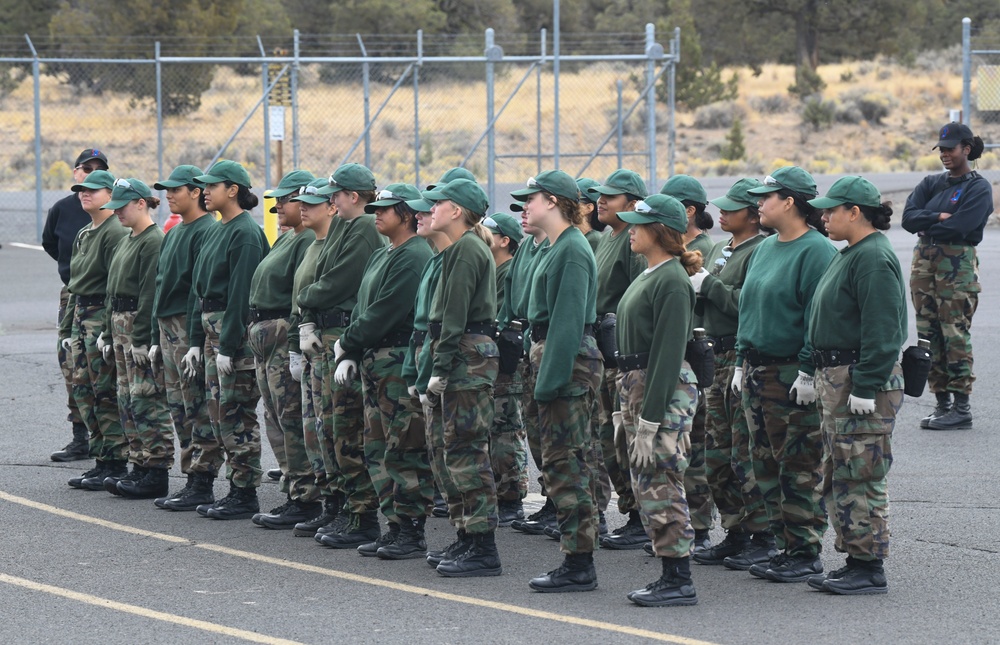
{"left": 471, "top": 222, "right": 494, "bottom": 246}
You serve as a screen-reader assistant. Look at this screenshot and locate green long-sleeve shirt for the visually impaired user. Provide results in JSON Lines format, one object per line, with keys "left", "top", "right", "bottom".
{"left": 288, "top": 236, "right": 327, "bottom": 350}
{"left": 296, "top": 214, "right": 385, "bottom": 322}
{"left": 527, "top": 227, "right": 598, "bottom": 402}
{"left": 495, "top": 257, "right": 512, "bottom": 314}
{"left": 249, "top": 228, "right": 315, "bottom": 310}
{"left": 497, "top": 237, "right": 548, "bottom": 328}
{"left": 59, "top": 217, "right": 129, "bottom": 337}
{"left": 429, "top": 230, "right": 497, "bottom": 379}
{"left": 402, "top": 252, "right": 443, "bottom": 390}
{"left": 616, "top": 258, "right": 695, "bottom": 421}
{"left": 340, "top": 235, "right": 433, "bottom": 358}
{"left": 103, "top": 223, "right": 164, "bottom": 347}
{"left": 595, "top": 225, "right": 646, "bottom": 315}
{"left": 153, "top": 214, "right": 217, "bottom": 343}
{"left": 699, "top": 234, "right": 765, "bottom": 338}
{"left": 808, "top": 232, "right": 907, "bottom": 398}
{"left": 687, "top": 231, "right": 714, "bottom": 259}
{"left": 191, "top": 211, "right": 270, "bottom": 357}
{"left": 736, "top": 229, "right": 837, "bottom": 372}
{"left": 584, "top": 229, "right": 604, "bottom": 253}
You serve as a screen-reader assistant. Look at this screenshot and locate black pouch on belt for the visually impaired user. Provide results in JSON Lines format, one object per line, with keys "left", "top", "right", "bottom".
{"left": 685, "top": 331, "right": 716, "bottom": 389}
{"left": 597, "top": 313, "right": 619, "bottom": 364}
{"left": 901, "top": 341, "right": 932, "bottom": 397}
{"left": 497, "top": 322, "right": 525, "bottom": 375}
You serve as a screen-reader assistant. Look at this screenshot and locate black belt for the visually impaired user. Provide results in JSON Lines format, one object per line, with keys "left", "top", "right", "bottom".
{"left": 918, "top": 235, "right": 971, "bottom": 246}
{"left": 427, "top": 321, "right": 496, "bottom": 340}
{"left": 615, "top": 352, "right": 649, "bottom": 372}
{"left": 316, "top": 310, "right": 352, "bottom": 328}
{"left": 743, "top": 347, "right": 798, "bottom": 367}
{"left": 711, "top": 335, "right": 737, "bottom": 353}
{"left": 376, "top": 328, "right": 413, "bottom": 349}
{"left": 411, "top": 330, "right": 427, "bottom": 346}
{"left": 530, "top": 323, "right": 595, "bottom": 343}
{"left": 76, "top": 294, "right": 106, "bottom": 307}
{"left": 812, "top": 348, "right": 860, "bottom": 368}
{"left": 199, "top": 297, "right": 226, "bottom": 312}
{"left": 248, "top": 307, "right": 287, "bottom": 323}
{"left": 110, "top": 296, "right": 138, "bottom": 312}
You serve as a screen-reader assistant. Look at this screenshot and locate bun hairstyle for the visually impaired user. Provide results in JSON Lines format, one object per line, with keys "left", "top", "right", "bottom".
{"left": 647, "top": 223, "right": 705, "bottom": 277}
{"left": 963, "top": 136, "right": 985, "bottom": 161}
{"left": 142, "top": 195, "right": 161, "bottom": 210}
{"left": 225, "top": 181, "right": 259, "bottom": 211}
{"left": 552, "top": 193, "right": 583, "bottom": 226}
{"left": 683, "top": 200, "right": 714, "bottom": 231}
{"left": 856, "top": 201, "right": 893, "bottom": 231}
{"left": 776, "top": 187, "right": 827, "bottom": 237}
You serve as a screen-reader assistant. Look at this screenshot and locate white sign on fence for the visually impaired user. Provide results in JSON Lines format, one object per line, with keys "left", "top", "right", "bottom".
{"left": 269, "top": 106, "right": 286, "bottom": 141}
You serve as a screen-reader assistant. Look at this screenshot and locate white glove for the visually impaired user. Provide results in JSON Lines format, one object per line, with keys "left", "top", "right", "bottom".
{"left": 334, "top": 359, "right": 357, "bottom": 385}
{"left": 131, "top": 345, "right": 149, "bottom": 367}
{"left": 849, "top": 395, "right": 876, "bottom": 415}
{"left": 60, "top": 337, "right": 73, "bottom": 353}
{"left": 631, "top": 418, "right": 659, "bottom": 470}
{"left": 419, "top": 393, "right": 430, "bottom": 407}
{"left": 333, "top": 338, "right": 346, "bottom": 363}
{"left": 182, "top": 346, "right": 201, "bottom": 380}
{"left": 96, "top": 335, "right": 112, "bottom": 361}
{"left": 216, "top": 354, "right": 234, "bottom": 377}
{"left": 731, "top": 365, "right": 743, "bottom": 395}
{"left": 408, "top": 385, "right": 419, "bottom": 399}
{"left": 148, "top": 345, "right": 160, "bottom": 364}
{"left": 289, "top": 352, "right": 303, "bottom": 382}
{"left": 299, "top": 323, "right": 322, "bottom": 356}
{"left": 689, "top": 268, "right": 710, "bottom": 294}
{"left": 789, "top": 370, "right": 816, "bottom": 405}
{"left": 426, "top": 376, "right": 447, "bottom": 396}
{"left": 612, "top": 411, "right": 624, "bottom": 446}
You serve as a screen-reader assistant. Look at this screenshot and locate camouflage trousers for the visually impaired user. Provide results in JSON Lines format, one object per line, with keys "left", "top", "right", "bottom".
{"left": 519, "top": 359, "right": 544, "bottom": 495}
{"left": 159, "top": 315, "right": 215, "bottom": 474}
{"left": 817, "top": 364, "right": 902, "bottom": 561}
{"left": 685, "top": 393, "right": 716, "bottom": 531}
{"left": 743, "top": 362, "right": 827, "bottom": 558}
{"left": 302, "top": 349, "right": 340, "bottom": 499}
{"left": 196, "top": 311, "right": 262, "bottom": 488}
{"left": 703, "top": 350, "right": 767, "bottom": 532}
{"left": 111, "top": 311, "right": 175, "bottom": 469}
{"left": 599, "top": 365, "right": 636, "bottom": 514}
{"left": 588, "top": 395, "right": 612, "bottom": 513}
{"left": 910, "top": 241, "right": 980, "bottom": 394}
{"left": 58, "top": 286, "right": 86, "bottom": 428}
{"left": 420, "top": 344, "right": 464, "bottom": 526}
{"left": 70, "top": 304, "right": 125, "bottom": 461}
{"left": 617, "top": 365, "right": 697, "bottom": 559}
{"left": 530, "top": 337, "right": 602, "bottom": 555}
{"left": 361, "top": 346, "right": 434, "bottom": 523}
{"left": 249, "top": 318, "right": 316, "bottom": 502}
{"left": 492, "top": 371, "right": 528, "bottom": 502}
{"left": 323, "top": 326, "right": 376, "bottom": 514}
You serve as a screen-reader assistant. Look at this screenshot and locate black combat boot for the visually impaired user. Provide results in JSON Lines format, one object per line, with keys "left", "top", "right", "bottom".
{"left": 51, "top": 423, "right": 90, "bottom": 462}
{"left": 431, "top": 488, "right": 449, "bottom": 518}
{"left": 927, "top": 392, "right": 973, "bottom": 430}
{"left": 294, "top": 493, "right": 344, "bottom": 537}
{"left": 68, "top": 462, "right": 105, "bottom": 489}
{"left": 118, "top": 467, "right": 170, "bottom": 499}
{"left": 378, "top": 516, "right": 427, "bottom": 560}
{"left": 254, "top": 498, "right": 292, "bottom": 526}
{"left": 155, "top": 473, "right": 195, "bottom": 509}
{"left": 319, "top": 510, "right": 380, "bottom": 548}
{"left": 692, "top": 528, "right": 712, "bottom": 553}
{"left": 920, "top": 392, "right": 952, "bottom": 429}
{"left": 808, "top": 558, "right": 854, "bottom": 590}
{"left": 259, "top": 498, "right": 323, "bottom": 530}
{"left": 314, "top": 504, "right": 352, "bottom": 542}
{"left": 437, "top": 531, "right": 502, "bottom": 577}
{"left": 693, "top": 529, "right": 751, "bottom": 565}
{"left": 519, "top": 498, "right": 558, "bottom": 535}
{"left": 82, "top": 460, "right": 126, "bottom": 491}
{"left": 163, "top": 471, "right": 215, "bottom": 511}
{"left": 497, "top": 499, "right": 525, "bottom": 527}
{"left": 426, "top": 529, "right": 472, "bottom": 567}
{"left": 528, "top": 552, "right": 598, "bottom": 592}
{"left": 723, "top": 532, "right": 777, "bottom": 570}
{"left": 266, "top": 468, "right": 282, "bottom": 481}
{"left": 818, "top": 557, "right": 887, "bottom": 595}
{"left": 598, "top": 511, "right": 608, "bottom": 536}
{"left": 206, "top": 485, "right": 259, "bottom": 520}
{"left": 599, "top": 510, "right": 650, "bottom": 550}
{"left": 358, "top": 522, "right": 400, "bottom": 557}
{"left": 105, "top": 464, "right": 145, "bottom": 496}
{"left": 628, "top": 556, "right": 698, "bottom": 606}
{"left": 764, "top": 552, "right": 823, "bottom": 582}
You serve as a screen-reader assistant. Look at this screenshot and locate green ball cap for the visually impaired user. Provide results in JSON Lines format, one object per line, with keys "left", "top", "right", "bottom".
{"left": 807, "top": 176, "right": 882, "bottom": 209}
{"left": 482, "top": 213, "right": 523, "bottom": 241}
{"left": 269, "top": 169, "right": 317, "bottom": 198}
{"left": 510, "top": 170, "right": 580, "bottom": 202}
{"left": 710, "top": 177, "right": 764, "bottom": 211}
{"left": 101, "top": 177, "right": 153, "bottom": 210}
{"left": 588, "top": 168, "right": 647, "bottom": 199}
{"left": 617, "top": 194, "right": 687, "bottom": 233}
{"left": 421, "top": 178, "right": 489, "bottom": 216}
{"left": 747, "top": 166, "right": 817, "bottom": 198}
{"left": 291, "top": 178, "right": 334, "bottom": 204}
{"left": 154, "top": 164, "right": 205, "bottom": 190}
{"left": 320, "top": 163, "right": 377, "bottom": 195}
{"left": 426, "top": 166, "right": 476, "bottom": 190}
{"left": 659, "top": 174, "right": 707, "bottom": 205}
{"left": 405, "top": 197, "right": 435, "bottom": 213}
{"left": 576, "top": 177, "right": 600, "bottom": 203}
{"left": 365, "top": 183, "right": 423, "bottom": 213}
{"left": 71, "top": 169, "right": 116, "bottom": 192}
{"left": 195, "top": 160, "right": 252, "bottom": 189}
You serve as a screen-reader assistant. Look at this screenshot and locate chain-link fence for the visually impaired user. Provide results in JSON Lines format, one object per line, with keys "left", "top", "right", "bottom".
{"left": 0, "top": 26, "right": 677, "bottom": 243}
{"left": 963, "top": 17, "right": 1000, "bottom": 147}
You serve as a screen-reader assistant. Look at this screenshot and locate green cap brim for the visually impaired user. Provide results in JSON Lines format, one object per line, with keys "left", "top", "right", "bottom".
{"left": 316, "top": 185, "right": 341, "bottom": 196}
{"left": 509, "top": 187, "right": 541, "bottom": 200}
{"left": 710, "top": 196, "right": 753, "bottom": 211}
{"left": 589, "top": 185, "right": 627, "bottom": 196}
{"left": 72, "top": 181, "right": 109, "bottom": 192}
{"left": 617, "top": 210, "right": 658, "bottom": 225}
{"left": 292, "top": 194, "right": 330, "bottom": 205}
{"left": 194, "top": 173, "right": 225, "bottom": 184}
{"left": 806, "top": 196, "right": 844, "bottom": 209}
{"left": 153, "top": 179, "right": 187, "bottom": 190}
{"left": 405, "top": 198, "right": 434, "bottom": 212}
{"left": 365, "top": 198, "right": 403, "bottom": 213}
{"left": 101, "top": 198, "right": 132, "bottom": 210}
{"left": 421, "top": 188, "right": 448, "bottom": 202}
{"left": 269, "top": 205, "right": 278, "bottom": 213}
{"left": 509, "top": 202, "right": 524, "bottom": 213}
{"left": 746, "top": 185, "right": 780, "bottom": 195}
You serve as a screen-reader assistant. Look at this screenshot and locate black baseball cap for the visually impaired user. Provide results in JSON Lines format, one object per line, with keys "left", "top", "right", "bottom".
{"left": 933, "top": 122, "right": 974, "bottom": 149}
{"left": 75, "top": 148, "right": 108, "bottom": 168}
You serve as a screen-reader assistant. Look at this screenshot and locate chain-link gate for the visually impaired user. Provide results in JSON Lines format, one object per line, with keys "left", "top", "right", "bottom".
{"left": 963, "top": 17, "right": 1000, "bottom": 148}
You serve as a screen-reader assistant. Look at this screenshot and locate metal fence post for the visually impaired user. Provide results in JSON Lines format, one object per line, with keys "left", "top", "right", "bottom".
{"left": 669, "top": 28, "right": 679, "bottom": 178}
{"left": 553, "top": 0, "right": 560, "bottom": 168}
{"left": 258, "top": 36, "right": 271, "bottom": 189}
{"left": 486, "top": 29, "right": 497, "bottom": 211}
{"left": 963, "top": 17, "right": 971, "bottom": 124}
{"left": 292, "top": 29, "right": 300, "bottom": 169}
{"left": 645, "top": 23, "right": 657, "bottom": 189}
{"left": 617, "top": 80, "right": 624, "bottom": 168}
{"left": 537, "top": 29, "right": 545, "bottom": 175}
{"left": 155, "top": 41, "right": 164, "bottom": 220}
{"left": 26, "top": 35, "right": 42, "bottom": 242}
{"left": 414, "top": 30, "right": 422, "bottom": 188}
{"left": 358, "top": 34, "right": 371, "bottom": 168}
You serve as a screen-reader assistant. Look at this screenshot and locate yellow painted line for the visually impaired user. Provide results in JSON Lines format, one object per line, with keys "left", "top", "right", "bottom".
{"left": 0, "top": 573, "right": 306, "bottom": 645}
{"left": 0, "top": 491, "right": 720, "bottom": 645}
